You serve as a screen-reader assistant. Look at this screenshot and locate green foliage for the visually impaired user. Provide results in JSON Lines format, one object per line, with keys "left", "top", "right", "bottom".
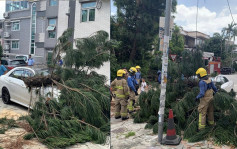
{"left": 0, "top": 118, "right": 18, "bottom": 134}
{"left": 169, "top": 25, "right": 185, "bottom": 57}
{"left": 63, "top": 30, "right": 110, "bottom": 70}
{"left": 134, "top": 85, "right": 237, "bottom": 146}
{"left": 125, "top": 132, "right": 135, "bottom": 138}
{"left": 201, "top": 33, "right": 226, "bottom": 59}
{"left": 112, "top": 0, "right": 177, "bottom": 62}
{"left": 22, "top": 29, "right": 110, "bottom": 148}
{"left": 180, "top": 50, "right": 204, "bottom": 78}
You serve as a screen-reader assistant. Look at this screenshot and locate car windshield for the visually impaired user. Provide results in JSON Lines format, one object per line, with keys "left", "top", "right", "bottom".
{"left": 16, "top": 56, "right": 27, "bottom": 62}
{"left": 223, "top": 77, "right": 229, "bottom": 83}
{"left": 10, "top": 60, "right": 26, "bottom": 65}
{"left": 35, "top": 69, "right": 50, "bottom": 76}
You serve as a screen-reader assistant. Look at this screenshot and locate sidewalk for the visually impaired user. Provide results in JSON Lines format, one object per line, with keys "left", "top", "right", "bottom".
{"left": 111, "top": 117, "right": 234, "bottom": 149}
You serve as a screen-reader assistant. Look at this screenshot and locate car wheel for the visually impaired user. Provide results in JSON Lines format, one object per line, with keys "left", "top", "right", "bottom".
{"left": 2, "top": 88, "right": 11, "bottom": 104}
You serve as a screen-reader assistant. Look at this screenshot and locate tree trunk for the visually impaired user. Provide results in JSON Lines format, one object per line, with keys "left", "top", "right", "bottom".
{"left": 129, "top": 32, "right": 138, "bottom": 61}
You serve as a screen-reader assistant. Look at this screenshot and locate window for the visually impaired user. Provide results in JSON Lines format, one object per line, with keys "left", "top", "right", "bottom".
{"left": 81, "top": 2, "right": 96, "bottom": 22}
{"left": 30, "top": 3, "right": 36, "bottom": 54}
{"left": 49, "top": 18, "right": 56, "bottom": 26}
{"left": 11, "top": 41, "right": 19, "bottom": 49}
{"left": 48, "top": 31, "right": 56, "bottom": 38}
{"left": 50, "top": 0, "right": 58, "bottom": 6}
{"left": 48, "top": 18, "right": 56, "bottom": 38}
{"left": 12, "top": 22, "right": 20, "bottom": 31}
{"left": 6, "top": 1, "right": 28, "bottom": 12}
{"left": 24, "top": 70, "right": 34, "bottom": 77}
{"left": 9, "top": 69, "right": 24, "bottom": 78}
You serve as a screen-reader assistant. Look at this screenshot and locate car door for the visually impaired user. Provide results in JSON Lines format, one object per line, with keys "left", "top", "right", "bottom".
{"left": 6, "top": 69, "right": 28, "bottom": 105}
{"left": 23, "top": 69, "right": 38, "bottom": 107}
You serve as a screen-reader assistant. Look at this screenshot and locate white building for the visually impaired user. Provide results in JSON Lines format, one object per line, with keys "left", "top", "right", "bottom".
{"left": 73, "top": 0, "right": 110, "bottom": 84}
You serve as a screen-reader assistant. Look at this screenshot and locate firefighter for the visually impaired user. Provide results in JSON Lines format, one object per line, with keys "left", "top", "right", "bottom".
{"left": 111, "top": 69, "right": 129, "bottom": 120}
{"left": 135, "top": 66, "right": 142, "bottom": 85}
{"left": 127, "top": 67, "right": 139, "bottom": 113}
{"left": 195, "top": 68, "right": 218, "bottom": 130}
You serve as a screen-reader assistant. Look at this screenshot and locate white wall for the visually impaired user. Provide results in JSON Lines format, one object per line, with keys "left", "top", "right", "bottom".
{"left": 57, "top": 0, "right": 69, "bottom": 39}
{"left": 74, "top": 0, "right": 110, "bottom": 39}
{"left": 74, "top": 0, "right": 110, "bottom": 84}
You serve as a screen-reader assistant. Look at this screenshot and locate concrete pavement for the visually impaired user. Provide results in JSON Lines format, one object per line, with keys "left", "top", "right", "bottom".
{"left": 0, "top": 97, "right": 110, "bottom": 149}
{"left": 110, "top": 73, "right": 237, "bottom": 149}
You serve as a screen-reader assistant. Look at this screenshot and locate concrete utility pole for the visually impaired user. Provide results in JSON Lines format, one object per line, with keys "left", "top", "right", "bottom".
{"left": 158, "top": 0, "right": 172, "bottom": 143}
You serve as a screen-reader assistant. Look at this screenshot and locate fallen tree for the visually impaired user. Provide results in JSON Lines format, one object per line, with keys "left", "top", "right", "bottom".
{"left": 23, "top": 75, "right": 60, "bottom": 88}
{"left": 19, "top": 29, "right": 112, "bottom": 148}
{"left": 134, "top": 49, "right": 237, "bottom": 146}
{"left": 134, "top": 79, "right": 237, "bottom": 147}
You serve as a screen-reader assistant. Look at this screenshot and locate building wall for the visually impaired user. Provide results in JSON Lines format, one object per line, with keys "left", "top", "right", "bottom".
{"left": 57, "top": 0, "right": 69, "bottom": 39}
{"left": 44, "top": 0, "right": 58, "bottom": 49}
{"left": 74, "top": 0, "right": 110, "bottom": 39}
{"left": 74, "top": 0, "right": 110, "bottom": 84}
{"left": 4, "top": 16, "right": 31, "bottom": 55}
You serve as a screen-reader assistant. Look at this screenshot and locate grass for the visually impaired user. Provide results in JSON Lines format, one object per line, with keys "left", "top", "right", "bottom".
{"left": 0, "top": 117, "right": 18, "bottom": 134}
{"left": 125, "top": 132, "right": 135, "bottom": 138}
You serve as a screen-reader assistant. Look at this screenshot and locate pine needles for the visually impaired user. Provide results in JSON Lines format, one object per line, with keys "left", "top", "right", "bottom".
{"left": 134, "top": 81, "right": 237, "bottom": 147}
{"left": 20, "top": 29, "right": 111, "bottom": 148}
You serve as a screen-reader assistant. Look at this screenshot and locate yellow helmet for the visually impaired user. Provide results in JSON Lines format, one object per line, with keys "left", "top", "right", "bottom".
{"left": 196, "top": 68, "right": 207, "bottom": 78}
{"left": 117, "top": 69, "right": 126, "bottom": 77}
{"left": 129, "top": 67, "right": 137, "bottom": 73}
{"left": 136, "top": 66, "right": 141, "bottom": 69}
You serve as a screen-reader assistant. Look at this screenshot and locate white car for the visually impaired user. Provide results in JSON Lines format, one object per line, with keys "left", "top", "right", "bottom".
{"left": 0, "top": 67, "right": 60, "bottom": 108}
{"left": 212, "top": 75, "right": 234, "bottom": 92}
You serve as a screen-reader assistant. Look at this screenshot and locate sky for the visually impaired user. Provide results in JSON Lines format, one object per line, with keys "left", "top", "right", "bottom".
{"left": 0, "top": 0, "right": 5, "bottom": 20}
{"left": 1, "top": 0, "right": 237, "bottom": 37}
{"left": 111, "top": 0, "right": 237, "bottom": 37}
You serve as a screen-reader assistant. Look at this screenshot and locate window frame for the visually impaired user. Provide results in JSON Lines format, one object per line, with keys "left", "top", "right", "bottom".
{"left": 48, "top": 31, "right": 56, "bottom": 39}
{"left": 11, "top": 21, "right": 20, "bottom": 31}
{"left": 6, "top": 1, "right": 29, "bottom": 12}
{"left": 11, "top": 40, "right": 19, "bottom": 50}
{"left": 9, "top": 69, "right": 24, "bottom": 79}
{"left": 49, "top": 0, "right": 58, "bottom": 6}
{"left": 47, "top": 18, "right": 57, "bottom": 39}
{"left": 81, "top": 2, "right": 96, "bottom": 22}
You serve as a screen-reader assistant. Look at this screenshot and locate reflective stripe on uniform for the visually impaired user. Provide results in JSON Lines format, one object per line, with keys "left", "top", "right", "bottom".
{"left": 199, "top": 113, "right": 205, "bottom": 129}
{"left": 115, "top": 94, "right": 126, "bottom": 98}
{"left": 127, "top": 100, "right": 134, "bottom": 112}
{"left": 208, "top": 121, "right": 214, "bottom": 125}
{"left": 115, "top": 86, "right": 124, "bottom": 89}
{"left": 115, "top": 112, "right": 120, "bottom": 117}
{"left": 121, "top": 112, "right": 127, "bottom": 117}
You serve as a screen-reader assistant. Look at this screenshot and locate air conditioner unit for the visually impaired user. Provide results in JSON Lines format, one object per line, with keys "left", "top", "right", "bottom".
{"left": 4, "top": 44, "right": 10, "bottom": 50}
{"left": 3, "top": 12, "right": 9, "bottom": 18}
{"left": 4, "top": 32, "right": 10, "bottom": 38}
{"left": 66, "top": 8, "right": 70, "bottom": 15}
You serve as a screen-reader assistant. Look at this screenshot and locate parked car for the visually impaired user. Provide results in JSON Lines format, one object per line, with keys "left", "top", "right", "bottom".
{"left": 0, "top": 67, "right": 60, "bottom": 108}
{"left": 212, "top": 75, "right": 234, "bottom": 92}
{"left": 15, "top": 55, "right": 29, "bottom": 63}
{"left": 1, "top": 58, "right": 27, "bottom": 70}
{"left": 220, "top": 67, "right": 232, "bottom": 75}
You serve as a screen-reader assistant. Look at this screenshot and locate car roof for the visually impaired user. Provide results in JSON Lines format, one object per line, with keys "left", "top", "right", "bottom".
{"left": 1, "top": 58, "right": 25, "bottom": 61}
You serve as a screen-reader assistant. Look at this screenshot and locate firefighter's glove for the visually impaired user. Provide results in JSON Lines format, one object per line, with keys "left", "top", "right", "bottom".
{"left": 195, "top": 97, "right": 200, "bottom": 102}
{"left": 112, "top": 94, "right": 116, "bottom": 98}
{"left": 135, "top": 85, "right": 139, "bottom": 91}
{"left": 135, "top": 91, "right": 139, "bottom": 96}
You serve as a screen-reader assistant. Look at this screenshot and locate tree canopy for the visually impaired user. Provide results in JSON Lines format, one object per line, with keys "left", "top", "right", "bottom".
{"left": 111, "top": 0, "right": 177, "bottom": 63}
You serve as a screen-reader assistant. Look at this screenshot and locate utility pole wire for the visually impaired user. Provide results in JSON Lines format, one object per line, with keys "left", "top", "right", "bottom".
{"left": 227, "top": 0, "right": 236, "bottom": 24}
{"left": 195, "top": 0, "right": 199, "bottom": 49}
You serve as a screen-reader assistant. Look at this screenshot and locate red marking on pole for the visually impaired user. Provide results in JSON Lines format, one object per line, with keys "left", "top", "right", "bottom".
{"left": 168, "top": 109, "right": 173, "bottom": 119}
